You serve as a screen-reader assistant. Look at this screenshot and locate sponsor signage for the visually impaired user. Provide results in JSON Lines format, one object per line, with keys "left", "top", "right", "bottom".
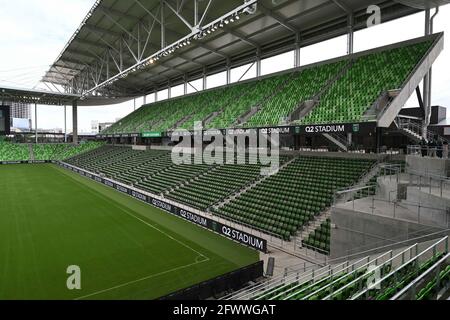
{"left": 295, "top": 122, "right": 376, "bottom": 135}
{"left": 142, "top": 131, "right": 163, "bottom": 138}
{"left": 259, "top": 127, "right": 291, "bottom": 135}
{"left": 58, "top": 162, "right": 267, "bottom": 252}
{"left": 0, "top": 160, "right": 52, "bottom": 165}
{"left": 118, "top": 122, "right": 376, "bottom": 138}
{"left": 97, "top": 133, "right": 139, "bottom": 139}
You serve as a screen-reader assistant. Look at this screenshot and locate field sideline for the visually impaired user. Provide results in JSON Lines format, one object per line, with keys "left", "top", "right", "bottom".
{"left": 0, "top": 164, "right": 258, "bottom": 300}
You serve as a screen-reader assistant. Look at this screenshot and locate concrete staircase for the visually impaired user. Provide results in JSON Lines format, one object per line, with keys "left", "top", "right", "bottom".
{"left": 171, "top": 115, "right": 192, "bottom": 130}
{"left": 298, "top": 210, "right": 331, "bottom": 240}
{"left": 28, "top": 144, "right": 35, "bottom": 161}
{"left": 289, "top": 60, "right": 353, "bottom": 123}
{"left": 236, "top": 72, "right": 298, "bottom": 127}
{"left": 323, "top": 133, "right": 348, "bottom": 151}
{"left": 298, "top": 161, "right": 383, "bottom": 242}
{"left": 210, "top": 156, "right": 297, "bottom": 211}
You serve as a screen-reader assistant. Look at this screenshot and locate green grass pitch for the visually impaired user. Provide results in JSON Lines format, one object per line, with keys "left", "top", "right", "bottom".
{"left": 0, "top": 164, "right": 259, "bottom": 300}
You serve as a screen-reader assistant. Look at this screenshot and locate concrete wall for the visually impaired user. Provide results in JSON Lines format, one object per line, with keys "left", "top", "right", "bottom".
{"left": 404, "top": 187, "right": 450, "bottom": 228}
{"left": 330, "top": 206, "right": 447, "bottom": 260}
{"left": 406, "top": 155, "right": 450, "bottom": 177}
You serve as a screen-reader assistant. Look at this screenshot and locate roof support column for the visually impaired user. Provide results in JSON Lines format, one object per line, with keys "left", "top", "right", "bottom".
{"left": 155, "top": 90, "right": 158, "bottom": 102}
{"left": 203, "top": 67, "right": 207, "bottom": 90}
{"left": 64, "top": 105, "right": 67, "bottom": 143}
{"left": 256, "top": 49, "right": 262, "bottom": 78}
{"left": 226, "top": 59, "right": 231, "bottom": 85}
{"left": 422, "top": 7, "right": 439, "bottom": 139}
{"left": 294, "top": 33, "right": 301, "bottom": 68}
{"left": 194, "top": 0, "right": 199, "bottom": 26}
{"left": 168, "top": 82, "right": 172, "bottom": 99}
{"left": 347, "top": 13, "right": 354, "bottom": 55}
{"left": 161, "top": 0, "right": 166, "bottom": 49}
{"left": 72, "top": 100, "right": 78, "bottom": 145}
{"left": 34, "top": 103, "right": 38, "bottom": 144}
{"left": 184, "top": 75, "right": 188, "bottom": 95}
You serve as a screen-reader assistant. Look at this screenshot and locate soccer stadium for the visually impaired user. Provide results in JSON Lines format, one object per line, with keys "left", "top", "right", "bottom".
{"left": 0, "top": 0, "right": 450, "bottom": 304}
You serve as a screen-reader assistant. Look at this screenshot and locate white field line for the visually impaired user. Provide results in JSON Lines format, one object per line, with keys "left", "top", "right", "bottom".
{"left": 53, "top": 166, "right": 211, "bottom": 299}
{"left": 56, "top": 164, "right": 208, "bottom": 260}
{"left": 72, "top": 202, "right": 210, "bottom": 300}
{"left": 74, "top": 257, "right": 209, "bottom": 300}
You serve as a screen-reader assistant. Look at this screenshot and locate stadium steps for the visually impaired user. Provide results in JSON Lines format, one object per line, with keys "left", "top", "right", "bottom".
{"left": 288, "top": 99, "right": 318, "bottom": 123}
{"left": 289, "top": 60, "right": 353, "bottom": 123}
{"left": 170, "top": 114, "right": 193, "bottom": 130}
{"left": 211, "top": 156, "right": 297, "bottom": 212}
{"left": 395, "top": 117, "right": 449, "bottom": 144}
{"left": 236, "top": 72, "right": 297, "bottom": 127}
{"left": 165, "top": 165, "right": 221, "bottom": 194}
{"left": 202, "top": 87, "right": 247, "bottom": 127}
{"left": 362, "top": 90, "right": 395, "bottom": 121}
{"left": 28, "top": 144, "right": 34, "bottom": 161}
{"left": 235, "top": 106, "right": 260, "bottom": 126}
{"left": 165, "top": 155, "right": 268, "bottom": 211}
{"left": 211, "top": 157, "right": 376, "bottom": 240}
{"left": 299, "top": 39, "right": 434, "bottom": 126}
{"left": 377, "top": 35, "right": 443, "bottom": 128}
{"left": 322, "top": 133, "right": 349, "bottom": 151}
{"left": 298, "top": 210, "right": 332, "bottom": 240}
{"left": 204, "top": 88, "right": 254, "bottom": 128}
{"left": 202, "top": 111, "right": 221, "bottom": 127}
{"left": 298, "top": 161, "right": 400, "bottom": 256}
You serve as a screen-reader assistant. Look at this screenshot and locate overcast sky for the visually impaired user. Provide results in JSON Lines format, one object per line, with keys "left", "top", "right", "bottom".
{"left": 0, "top": 0, "right": 449, "bottom": 132}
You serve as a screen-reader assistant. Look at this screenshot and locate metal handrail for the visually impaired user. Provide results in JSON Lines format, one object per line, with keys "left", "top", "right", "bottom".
{"left": 390, "top": 252, "right": 450, "bottom": 300}
{"left": 407, "top": 168, "right": 450, "bottom": 182}
{"left": 229, "top": 262, "right": 340, "bottom": 301}
{"left": 322, "top": 244, "right": 423, "bottom": 300}
{"left": 351, "top": 236, "right": 449, "bottom": 300}
{"left": 276, "top": 257, "right": 371, "bottom": 300}
{"left": 299, "top": 251, "right": 395, "bottom": 300}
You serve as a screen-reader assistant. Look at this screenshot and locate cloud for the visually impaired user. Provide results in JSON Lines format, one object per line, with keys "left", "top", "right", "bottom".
{"left": 0, "top": 0, "right": 94, "bottom": 86}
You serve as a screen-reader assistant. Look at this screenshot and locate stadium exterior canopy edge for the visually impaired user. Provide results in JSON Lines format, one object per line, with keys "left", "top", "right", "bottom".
{"left": 0, "top": 84, "right": 80, "bottom": 106}
{"left": 41, "top": 0, "right": 425, "bottom": 105}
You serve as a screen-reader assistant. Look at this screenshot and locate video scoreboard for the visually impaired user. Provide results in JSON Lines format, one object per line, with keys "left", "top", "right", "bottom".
{"left": 0, "top": 106, "right": 11, "bottom": 135}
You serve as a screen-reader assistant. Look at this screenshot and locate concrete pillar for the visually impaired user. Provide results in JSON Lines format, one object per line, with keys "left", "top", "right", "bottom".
{"left": 423, "top": 9, "right": 432, "bottom": 139}
{"left": 160, "top": 0, "right": 165, "bottom": 49}
{"left": 34, "top": 103, "right": 38, "bottom": 144}
{"left": 64, "top": 105, "right": 67, "bottom": 143}
{"left": 155, "top": 91, "right": 158, "bottom": 102}
{"left": 294, "top": 33, "right": 301, "bottom": 68}
{"left": 347, "top": 14, "right": 354, "bottom": 55}
{"left": 256, "top": 49, "right": 262, "bottom": 78}
{"left": 72, "top": 100, "right": 78, "bottom": 144}
{"left": 202, "top": 67, "right": 207, "bottom": 90}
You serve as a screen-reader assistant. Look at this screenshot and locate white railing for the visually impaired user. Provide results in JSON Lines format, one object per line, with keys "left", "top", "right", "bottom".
{"left": 351, "top": 236, "right": 449, "bottom": 300}
{"left": 407, "top": 145, "right": 449, "bottom": 158}
{"left": 390, "top": 252, "right": 450, "bottom": 300}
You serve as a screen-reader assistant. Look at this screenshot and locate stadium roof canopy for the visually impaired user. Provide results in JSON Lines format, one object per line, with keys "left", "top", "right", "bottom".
{"left": 0, "top": 84, "right": 80, "bottom": 106}
{"left": 12, "top": 0, "right": 446, "bottom": 105}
